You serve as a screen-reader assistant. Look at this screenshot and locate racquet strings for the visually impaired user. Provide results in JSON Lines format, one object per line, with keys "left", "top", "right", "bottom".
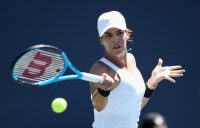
{"left": 13, "top": 47, "right": 65, "bottom": 85}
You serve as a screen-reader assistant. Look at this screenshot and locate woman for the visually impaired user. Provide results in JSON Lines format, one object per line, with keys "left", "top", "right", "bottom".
{"left": 89, "top": 11, "right": 185, "bottom": 128}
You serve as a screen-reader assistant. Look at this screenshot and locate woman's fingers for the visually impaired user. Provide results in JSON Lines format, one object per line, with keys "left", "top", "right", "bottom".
{"left": 166, "top": 76, "right": 176, "bottom": 83}
{"left": 169, "top": 74, "right": 183, "bottom": 77}
{"left": 157, "top": 58, "right": 163, "bottom": 67}
{"left": 169, "top": 65, "right": 182, "bottom": 70}
{"left": 97, "top": 73, "right": 114, "bottom": 91}
{"left": 170, "top": 70, "right": 185, "bottom": 74}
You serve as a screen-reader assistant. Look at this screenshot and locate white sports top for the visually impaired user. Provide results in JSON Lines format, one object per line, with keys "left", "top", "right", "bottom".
{"left": 92, "top": 57, "right": 146, "bottom": 128}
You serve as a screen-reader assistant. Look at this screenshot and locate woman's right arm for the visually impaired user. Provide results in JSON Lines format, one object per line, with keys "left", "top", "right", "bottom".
{"left": 89, "top": 63, "right": 114, "bottom": 112}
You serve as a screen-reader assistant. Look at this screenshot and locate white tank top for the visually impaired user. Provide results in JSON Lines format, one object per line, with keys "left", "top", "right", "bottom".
{"left": 92, "top": 57, "right": 146, "bottom": 128}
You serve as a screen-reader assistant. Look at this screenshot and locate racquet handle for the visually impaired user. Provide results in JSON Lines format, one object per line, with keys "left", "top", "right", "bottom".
{"left": 81, "top": 72, "right": 104, "bottom": 83}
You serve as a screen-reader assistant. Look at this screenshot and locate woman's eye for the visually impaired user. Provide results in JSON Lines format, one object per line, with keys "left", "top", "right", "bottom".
{"left": 104, "top": 33, "right": 112, "bottom": 38}
{"left": 117, "top": 31, "right": 124, "bottom": 36}
{"left": 108, "top": 34, "right": 113, "bottom": 38}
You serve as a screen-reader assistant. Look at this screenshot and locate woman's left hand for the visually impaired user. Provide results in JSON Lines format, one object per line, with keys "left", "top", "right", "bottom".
{"left": 147, "top": 58, "right": 185, "bottom": 89}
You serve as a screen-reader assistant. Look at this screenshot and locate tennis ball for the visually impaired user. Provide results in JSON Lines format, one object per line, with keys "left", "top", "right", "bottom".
{"left": 51, "top": 98, "right": 67, "bottom": 113}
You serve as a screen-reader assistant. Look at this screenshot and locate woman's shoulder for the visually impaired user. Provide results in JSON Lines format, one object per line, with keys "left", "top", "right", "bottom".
{"left": 89, "top": 61, "right": 110, "bottom": 76}
{"left": 127, "top": 52, "right": 136, "bottom": 63}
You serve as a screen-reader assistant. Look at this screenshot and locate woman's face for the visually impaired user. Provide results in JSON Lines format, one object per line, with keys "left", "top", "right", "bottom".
{"left": 100, "top": 28, "right": 129, "bottom": 58}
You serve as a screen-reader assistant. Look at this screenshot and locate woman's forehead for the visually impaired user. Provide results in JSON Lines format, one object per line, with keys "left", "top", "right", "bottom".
{"left": 105, "top": 28, "right": 123, "bottom": 33}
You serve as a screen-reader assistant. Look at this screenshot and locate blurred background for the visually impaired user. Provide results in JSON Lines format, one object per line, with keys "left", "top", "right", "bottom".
{"left": 0, "top": 0, "right": 199, "bottom": 127}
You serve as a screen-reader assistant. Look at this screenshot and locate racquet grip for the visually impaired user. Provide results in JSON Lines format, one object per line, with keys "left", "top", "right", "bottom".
{"left": 81, "top": 72, "right": 104, "bottom": 83}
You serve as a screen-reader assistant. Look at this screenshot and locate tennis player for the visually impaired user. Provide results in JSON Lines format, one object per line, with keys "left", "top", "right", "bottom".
{"left": 89, "top": 11, "right": 185, "bottom": 128}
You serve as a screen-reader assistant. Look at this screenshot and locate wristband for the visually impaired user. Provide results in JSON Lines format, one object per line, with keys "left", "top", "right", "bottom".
{"left": 97, "top": 88, "right": 110, "bottom": 97}
{"left": 144, "top": 85, "right": 155, "bottom": 98}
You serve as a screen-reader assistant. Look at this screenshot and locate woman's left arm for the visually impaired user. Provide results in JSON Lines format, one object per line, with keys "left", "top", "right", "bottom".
{"left": 141, "top": 58, "right": 185, "bottom": 108}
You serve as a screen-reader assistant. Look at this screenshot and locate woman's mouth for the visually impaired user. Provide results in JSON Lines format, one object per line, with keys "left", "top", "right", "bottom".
{"left": 113, "top": 45, "right": 121, "bottom": 49}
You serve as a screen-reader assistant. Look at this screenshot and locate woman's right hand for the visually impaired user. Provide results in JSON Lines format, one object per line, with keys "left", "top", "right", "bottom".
{"left": 97, "top": 73, "right": 115, "bottom": 91}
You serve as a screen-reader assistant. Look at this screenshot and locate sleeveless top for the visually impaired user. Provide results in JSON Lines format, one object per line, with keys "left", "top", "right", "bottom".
{"left": 92, "top": 56, "right": 146, "bottom": 128}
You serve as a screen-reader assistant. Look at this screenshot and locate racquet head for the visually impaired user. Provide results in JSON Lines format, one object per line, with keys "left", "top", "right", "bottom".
{"left": 11, "top": 44, "right": 68, "bottom": 86}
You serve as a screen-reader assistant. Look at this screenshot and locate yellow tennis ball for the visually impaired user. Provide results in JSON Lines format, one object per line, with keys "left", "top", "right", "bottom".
{"left": 51, "top": 98, "right": 67, "bottom": 113}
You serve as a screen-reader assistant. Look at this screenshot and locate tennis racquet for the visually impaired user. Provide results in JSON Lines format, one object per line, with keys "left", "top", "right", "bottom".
{"left": 11, "top": 44, "right": 104, "bottom": 86}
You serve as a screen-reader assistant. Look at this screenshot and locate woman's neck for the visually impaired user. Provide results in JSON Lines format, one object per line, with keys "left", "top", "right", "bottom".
{"left": 104, "top": 52, "right": 128, "bottom": 69}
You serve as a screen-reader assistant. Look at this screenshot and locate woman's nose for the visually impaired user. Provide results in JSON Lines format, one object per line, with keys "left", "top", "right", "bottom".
{"left": 113, "top": 34, "right": 119, "bottom": 43}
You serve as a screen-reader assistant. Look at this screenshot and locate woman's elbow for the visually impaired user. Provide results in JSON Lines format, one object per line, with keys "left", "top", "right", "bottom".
{"left": 92, "top": 101, "right": 105, "bottom": 112}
